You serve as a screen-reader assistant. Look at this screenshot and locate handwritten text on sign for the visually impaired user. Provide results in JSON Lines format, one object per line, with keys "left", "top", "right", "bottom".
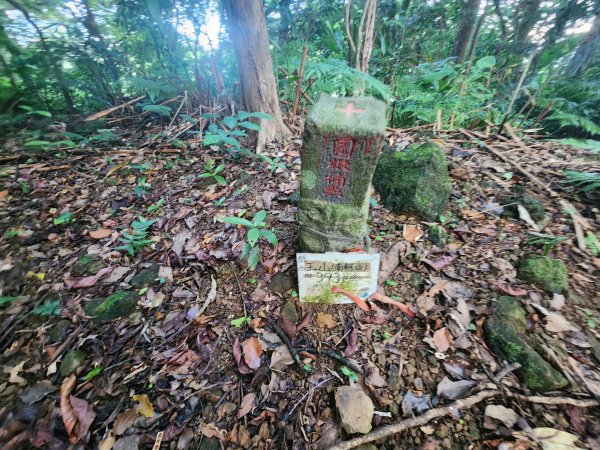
{"left": 297, "top": 253, "right": 380, "bottom": 304}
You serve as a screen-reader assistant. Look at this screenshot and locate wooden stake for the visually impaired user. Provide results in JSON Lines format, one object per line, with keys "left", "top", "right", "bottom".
{"left": 291, "top": 46, "right": 308, "bottom": 121}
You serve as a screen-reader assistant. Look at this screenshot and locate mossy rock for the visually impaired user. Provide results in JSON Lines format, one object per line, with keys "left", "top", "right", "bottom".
{"left": 60, "top": 349, "right": 86, "bottom": 376}
{"left": 270, "top": 272, "right": 294, "bottom": 294}
{"left": 48, "top": 320, "right": 72, "bottom": 343}
{"left": 428, "top": 224, "right": 449, "bottom": 245}
{"left": 518, "top": 256, "right": 568, "bottom": 293}
{"left": 71, "top": 254, "right": 105, "bottom": 277}
{"left": 501, "top": 195, "right": 546, "bottom": 222}
{"left": 484, "top": 296, "right": 568, "bottom": 392}
{"left": 373, "top": 142, "right": 451, "bottom": 221}
{"left": 130, "top": 264, "right": 160, "bottom": 289}
{"left": 84, "top": 290, "right": 138, "bottom": 324}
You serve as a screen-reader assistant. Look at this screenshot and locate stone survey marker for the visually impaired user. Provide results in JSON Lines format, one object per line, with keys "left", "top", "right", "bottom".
{"left": 299, "top": 94, "right": 386, "bottom": 252}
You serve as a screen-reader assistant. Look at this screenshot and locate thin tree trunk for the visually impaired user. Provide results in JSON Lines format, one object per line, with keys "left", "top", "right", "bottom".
{"left": 278, "top": 0, "right": 292, "bottom": 47}
{"left": 5, "top": 0, "right": 74, "bottom": 112}
{"left": 512, "top": 0, "right": 542, "bottom": 56}
{"left": 451, "top": 0, "right": 482, "bottom": 64}
{"left": 222, "top": 0, "right": 290, "bottom": 152}
{"left": 565, "top": 13, "right": 600, "bottom": 77}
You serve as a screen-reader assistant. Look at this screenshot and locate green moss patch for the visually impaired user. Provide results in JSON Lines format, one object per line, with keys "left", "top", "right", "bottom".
{"left": 71, "top": 254, "right": 105, "bottom": 277}
{"left": 484, "top": 296, "right": 568, "bottom": 392}
{"left": 518, "top": 256, "right": 568, "bottom": 293}
{"left": 373, "top": 142, "right": 451, "bottom": 220}
{"left": 84, "top": 290, "right": 138, "bottom": 324}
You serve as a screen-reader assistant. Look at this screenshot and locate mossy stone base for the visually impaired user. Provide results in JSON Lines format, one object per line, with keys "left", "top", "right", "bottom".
{"left": 60, "top": 349, "right": 86, "bottom": 376}
{"left": 484, "top": 296, "right": 568, "bottom": 392}
{"left": 373, "top": 143, "right": 451, "bottom": 221}
{"left": 84, "top": 290, "right": 138, "bottom": 324}
{"left": 518, "top": 256, "right": 568, "bottom": 293}
{"left": 71, "top": 254, "right": 105, "bottom": 277}
{"left": 130, "top": 264, "right": 160, "bottom": 289}
{"left": 501, "top": 194, "right": 546, "bottom": 222}
{"left": 428, "top": 225, "right": 449, "bottom": 246}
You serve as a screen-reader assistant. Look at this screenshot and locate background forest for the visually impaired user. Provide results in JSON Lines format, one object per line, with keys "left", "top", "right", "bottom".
{"left": 0, "top": 0, "right": 599, "bottom": 144}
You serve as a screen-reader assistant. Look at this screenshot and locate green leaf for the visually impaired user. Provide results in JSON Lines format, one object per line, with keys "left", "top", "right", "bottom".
{"left": 340, "top": 366, "right": 358, "bottom": 382}
{"left": 239, "top": 121, "right": 261, "bottom": 131}
{"left": 214, "top": 175, "right": 227, "bottom": 186}
{"left": 214, "top": 163, "right": 225, "bottom": 174}
{"left": 203, "top": 134, "right": 222, "bottom": 146}
{"left": 200, "top": 113, "right": 218, "bottom": 119}
{"left": 260, "top": 229, "right": 278, "bottom": 246}
{"left": 54, "top": 212, "right": 74, "bottom": 225}
{"left": 82, "top": 366, "right": 102, "bottom": 381}
{"left": 27, "top": 110, "right": 52, "bottom": 117}
{"left": 25, "top": 140, "right": 51, "bottom": 148}
{"left": 247, "top": 227, "right": 260, "bottom": 247}
{"left": 33, "top": 299, "right": 61, "bottom": 316}
{"left": 253, "top": 210, "right": 267, "bottom": 226}
{"left": 231, "top": 316, "right": 251, "bottom": 327}
{"left": 229, "top": 129, "right": 247, "bottom": 137}
{"left": 219, "top": 216, "right": 254, "bottom": 228}
{"left": 222, "top": 116, "right": 238, "bottom": 128}
{"left": 241, "top": 242, "right": 252, "bottom": 258}
{"left": 180, "top": 114, "right": 197, "bottom": 125}
{"left": 143, "top": 104, "right": 172, "bottom": 117}
{"left": 198, "top": 173, "right": 212, "bottom": 178}
{"left": 0, "top": 296, "right": 22, "bottom": 305}
{"left": 247, "top": 112, "right": 273, "bottom": 120}
{"left": 248, "top": 245, "right": 260, "bottom": 270}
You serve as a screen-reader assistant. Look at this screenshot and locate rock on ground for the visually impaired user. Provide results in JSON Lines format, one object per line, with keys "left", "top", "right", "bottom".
{"left": 518, "top": 256, "right": 568, "bottom": 293}
{"left": 335, "top": 386, "right": 374, "bottom": 434}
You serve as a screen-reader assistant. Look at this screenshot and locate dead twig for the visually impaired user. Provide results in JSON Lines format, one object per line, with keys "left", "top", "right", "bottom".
{"left": 320, "top": 349, "right": 364, "bottom": 375}
{"left": 266, "top": 315, "right": 302, "bottom": 368}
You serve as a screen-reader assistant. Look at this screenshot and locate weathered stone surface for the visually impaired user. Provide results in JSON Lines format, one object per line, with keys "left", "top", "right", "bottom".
{"left": 484, "top": 296, "right": 568, "bottom": 392}
{"left": 130, "top": 264, "right": 160, "bottom": 288}
{"left": 518, "top": 256, "right": 568, "bottom": 293}
{"left": 60, "top": 349, "right": 86, "bottom": 376}
{"left": 501, "top": 194, "right": 546, "bottom": 222}
{"left": 373, "top": 142, "right": 451, "bottom": 220}
{"left": 84, "top": 290, "right": 138, "bottom": 324}
{"left": 270, "top": 272, "right": 294, "bottom": 294}
{"left": 299, "top": 94, "right": 386, "bottom": 252}
{"left": 71, "top": 254, "right": 104, "bottom": 277}
{"left": 280, "top": 300, "right": 299, "bottom": 323}
{"left": 335, "top": 386, "right": 374, "bottom": 434}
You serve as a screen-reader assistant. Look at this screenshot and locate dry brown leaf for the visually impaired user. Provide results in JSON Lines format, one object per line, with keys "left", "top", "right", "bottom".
{"left": 544, "top": 313, "right": 579, "bottom": 333}
{"left": 89, "top": 228, "right": 112, "bottom": 239}
{"left": 113, "top": 408, "right": 139, "bottom": 435}
{"left": 403, "top": 224, "right": 423, "bottom": 243}
{"left": 60, "top": 374, "right": 78, "bottom": 441}
{"left": 98, "top": 430, "right": 115, "bottom": 450}
{"left": 0, "top": 190, "right": 8, "bottom": 201}
{"left": 59, "top": 374, "right": 95, "bottom": 443}
{"left": 416, "top": 280, "right": 450, "bottom": 315}
{"left": 433, "top": 327, "right": 451, "bottom": 352}
{"left": 316, "top": 312, "right": 336, "bottom": 329}
{"left": 236, "top": 392, "right": 256, "bottom": 419}
{"left": 242, "top": 337, "right": 263, "bottom": 369}
{"left": 132, "top": 394, "right": 154, "bottom": 418}
{"left": 201, "top": 423, "right": 228, "bottom": 441}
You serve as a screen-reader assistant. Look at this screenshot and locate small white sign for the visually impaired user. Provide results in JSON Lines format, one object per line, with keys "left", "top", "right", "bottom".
{"left": 296, "top": 253, "right": 380, "bottom": 304}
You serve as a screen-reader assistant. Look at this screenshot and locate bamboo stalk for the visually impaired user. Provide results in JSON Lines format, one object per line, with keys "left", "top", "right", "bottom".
{"left": 291, "top": 46, "right": 308, "bottom": 121}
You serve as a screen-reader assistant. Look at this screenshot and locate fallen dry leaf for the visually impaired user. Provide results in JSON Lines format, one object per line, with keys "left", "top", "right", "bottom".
{"left": 132, "top": 394, "right": 154, "bottom": 418}
{"left": 113, "top": 408, "right": 139, "bottom": 435}
{"left": 236, "top": 392, "right": 256, "bottom": 419}
{"left": 270, "top": 345, "right": 294, "bottom": 370}
{"left": 68, "top": 266, "right": 114, "bottom": 289}
{"left": 60, "top": 374, "right": 96, "bottom": 443}
{"left": 242, "top": 336, "right": 263, "bottom": 370}
{"left": 316, "top": 312, "right": 336, "bottom": 329}
{"left": 0, "top": 190, "right": 8, "bottom": 201}
{"left": 98, "top": 430, "right": 115, "bottom": 450}
{"left": 416, "top": 280, "right": 450, "bottom": 315}
{"left": 544, "top": 312, "right": 580, "bottom": 333}
{"left": 423, "top": 255, "right": 457, "bottom": 271}
{"left": 6, "top": 360, "right": 27, "bottom": 386}
{"left": 89, "top": 228, "right": 111, "bottom": 239}
{"left": 432, "top": 327, "right": 451, "bottom": 352}
{"left": 403, "top": 224, "right": 423, "bottom": 242}
{"left": 532, "top": 427, "right": 581, "bottom": 450}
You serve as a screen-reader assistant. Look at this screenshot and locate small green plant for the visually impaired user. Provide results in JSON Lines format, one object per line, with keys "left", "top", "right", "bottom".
{"left": 563, "top": 170, "right": 600, "bottom": 194}
{"left": 33, "top": 299, "right": 61, "bottom": 316}
{"left": 115, "top": 216, "right": 157, "bottom": 256}
{"left": 147, "top": 198, "right": 164, "bottom": 213}
{"left": 303, "top": 363, "right": 312, "bottom": 372}
{"left": 219, "top": 210, "right": 278, "bottom": 270}
{"left": 231, "top": 316, "right": 251, "bottom": 327}
{"left": 382, "top": 331, "right": 392, "bottom": 340}
{"left": 340, "top": 366, "right": 358, "bottom": 382}
{"left": 258, "top": 154, "right": 286, "bottom": 172}
{"left": 585, "top": 232, "right": 599, "bottom": 256}
{"left": 202, "top": 111, "right": 271, "bottom": 153}
{"left": 19, "top": 181, "right": 30, "bottom": 194}
{"left": 385, "top": 279, "right": 397, "bottom": 286}
{"left": 578, "top": 307, "right": 598, "bottom": 329}
{"left": 198, "top": 159, "right": 227, "bottom": 186}
{"left": 439, "top": 211, "right": 458, "bottom": 228}
{"left": 54, "top": 212, "right": 74, "bottom": 225}
{"left": 82, "top": 366, "right": 102, "bottom": 381}
{"left": 134, "top": 178, "right": 152, "bottom": 197}
{"left": 528, "top": 233, "right": 568, "bottom": 256}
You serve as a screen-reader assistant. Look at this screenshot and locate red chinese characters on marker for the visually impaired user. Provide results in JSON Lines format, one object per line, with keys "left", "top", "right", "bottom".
{"left": 324, "top": 135, "right": 356, "bottom": 198}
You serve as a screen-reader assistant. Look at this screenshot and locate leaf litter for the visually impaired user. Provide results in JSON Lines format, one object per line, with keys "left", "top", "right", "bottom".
{"left": 0, "top": 127, "right": 598, "bottom": 449}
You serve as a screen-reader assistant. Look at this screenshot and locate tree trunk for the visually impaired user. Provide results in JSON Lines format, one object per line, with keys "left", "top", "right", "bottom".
{"left": 222, "top": 0, "right": 290, "bottom": 152}
{"left": 451, "top": 0, "right": 481, "bottom": 64}
{"left": 512, "top": 0, "right": 542, "bottom": 56}
{"left": 278, "top": 0, "right": 292, "bottom": 47}
{"left": 565, "top": 13, "right": 600, "bottom": 77}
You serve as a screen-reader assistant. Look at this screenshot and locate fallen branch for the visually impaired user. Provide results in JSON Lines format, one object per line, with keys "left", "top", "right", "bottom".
{"left": 84, "top": 95, "right": 145, "bottom": 122}
{"left": 266, "top": 315, "right": 302, "bottom": 368}
{"left": 327, "top": 390, "right": 499, "bottom": 450}
{"left": 327, "top": 389, "right": 600, "bottom": 450}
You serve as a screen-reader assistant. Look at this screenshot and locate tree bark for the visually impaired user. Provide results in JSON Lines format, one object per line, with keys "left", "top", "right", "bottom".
{"left": 278, "top": 0, "right": 292, "bottom": 47}
{"left": 565, "top": 13, "right": 600, "bottom": 76}
{"left": 222, "top": 0, "right": 290, "bottom": 152}
{"left": 451, "top": 0, "right": 482, "bottom": 64}
{"left": 512, "top": 0, "right": 542, "bottom": 56}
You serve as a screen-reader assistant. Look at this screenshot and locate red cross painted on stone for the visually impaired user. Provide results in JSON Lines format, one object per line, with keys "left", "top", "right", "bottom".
{"left": 336, "top": 102, "right": 366, "bottom": 118}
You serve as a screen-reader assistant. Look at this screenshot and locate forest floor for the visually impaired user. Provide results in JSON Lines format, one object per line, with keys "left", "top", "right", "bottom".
{"left": 0, "top": 122, "right": 599, "bottom": 450}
